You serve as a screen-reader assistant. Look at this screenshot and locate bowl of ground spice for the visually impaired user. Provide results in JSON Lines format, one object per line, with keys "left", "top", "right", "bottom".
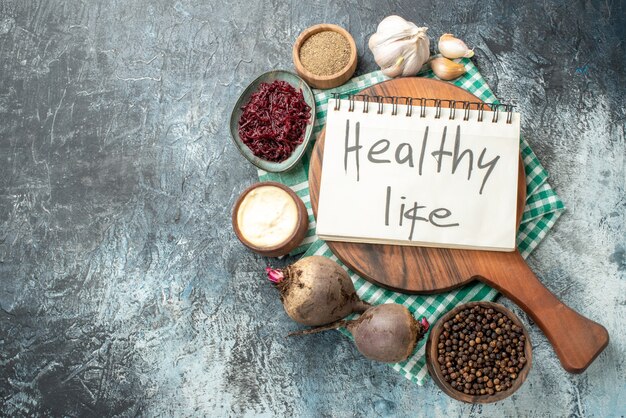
{"left": 426, "top": 302, "right": 532, "bottom": 404}
{"left": 293, "top": 24, "right": 357, "bottom": 89}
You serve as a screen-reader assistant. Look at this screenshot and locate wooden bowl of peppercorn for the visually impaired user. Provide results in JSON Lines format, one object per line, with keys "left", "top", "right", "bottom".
{"left": 293, "top": 24, "right": 357, "bottom": 89}
{"left": 426, "top": 301, "right": 532, "bottom": 404}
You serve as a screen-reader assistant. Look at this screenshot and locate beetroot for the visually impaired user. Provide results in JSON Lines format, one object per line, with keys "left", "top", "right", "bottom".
{"left": 267, "top": 256, "right": 370, "bottom": 326}
{"left": 238, "top": 80, "right": 311, "bottom": 162}
{"left": 291, "top": 303, "right": 430, "bottom": 363}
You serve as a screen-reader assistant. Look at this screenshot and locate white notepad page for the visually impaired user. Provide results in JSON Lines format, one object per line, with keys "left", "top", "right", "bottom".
{"left": 316, "top": 99, "right": 521, "bottom": 252}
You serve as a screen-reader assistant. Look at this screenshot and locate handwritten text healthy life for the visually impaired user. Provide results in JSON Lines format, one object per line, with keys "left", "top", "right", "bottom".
{"left": 315, "top": 99, "right": 519, "bottom": 251}
{"left": 342, "top": 119, "right": 501, "bottom": 241}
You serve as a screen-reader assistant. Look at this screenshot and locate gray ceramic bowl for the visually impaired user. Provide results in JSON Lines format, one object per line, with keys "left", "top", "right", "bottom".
{"left": 230, "top": 70, "right": 316, "bottom": 173}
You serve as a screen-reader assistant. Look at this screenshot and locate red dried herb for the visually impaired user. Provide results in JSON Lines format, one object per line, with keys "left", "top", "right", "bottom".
{"left": 238, "top": 80, "right": 311, "bottom": 162}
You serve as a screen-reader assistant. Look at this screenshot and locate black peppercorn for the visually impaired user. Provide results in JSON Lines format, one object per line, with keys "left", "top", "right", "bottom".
{"left": 435, "top": 304, "right": 527, "bottom": 398}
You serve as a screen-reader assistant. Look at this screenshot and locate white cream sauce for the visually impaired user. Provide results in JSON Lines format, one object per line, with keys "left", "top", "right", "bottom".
{"left": 237, "top": 186, "right": 299, "bottom": 248}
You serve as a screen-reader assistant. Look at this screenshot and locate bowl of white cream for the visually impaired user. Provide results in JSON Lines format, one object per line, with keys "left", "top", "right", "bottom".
{"left": 232, "top": 182, "right": 309, "bottom": 257}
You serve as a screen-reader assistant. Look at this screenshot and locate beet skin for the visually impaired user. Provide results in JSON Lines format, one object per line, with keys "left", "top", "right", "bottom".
{"left": 290, "top": 303, "right": 430, "bottom": 363}
{"left": 267, "top": 256, "right": 370, "bottom": 326}
{"left": 348, "top": 304, "right": 423, "bottom": 362}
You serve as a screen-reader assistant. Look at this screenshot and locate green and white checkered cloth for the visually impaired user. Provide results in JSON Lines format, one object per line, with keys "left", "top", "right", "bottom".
{"left": 257, "top": 58, "right": 565, "bottom": 385}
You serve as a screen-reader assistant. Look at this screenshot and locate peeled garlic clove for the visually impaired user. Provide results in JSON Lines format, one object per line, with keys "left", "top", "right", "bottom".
{"left": 438, "top": 33, "right": 474, "bottom": 59}
{"left": 430, "top": 57, "right": 466, "bottom": 80}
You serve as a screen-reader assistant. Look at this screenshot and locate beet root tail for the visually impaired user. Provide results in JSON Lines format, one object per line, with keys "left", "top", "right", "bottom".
{"left": 288, "top": 319, "right": 350, "bottom": 336}
{"left": 352, "top": 300, "right": 372, "bottom": 313}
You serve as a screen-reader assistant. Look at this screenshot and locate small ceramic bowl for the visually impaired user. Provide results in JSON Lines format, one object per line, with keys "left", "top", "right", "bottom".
{"left": 426, "top": 301, "right": 532, "bottom": 404}
{"left": 292, "top": 24, "right": 357, "bottom": 89}
{"left": 230, "top": 70, "right": 316, "bottom": 173}
{"left": 232, "top": 182, "right": 309, "bottom": 257}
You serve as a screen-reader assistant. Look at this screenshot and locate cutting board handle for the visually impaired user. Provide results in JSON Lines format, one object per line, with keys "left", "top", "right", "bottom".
{"left": 478, "top": 251, "right": 609, "bottom": 373}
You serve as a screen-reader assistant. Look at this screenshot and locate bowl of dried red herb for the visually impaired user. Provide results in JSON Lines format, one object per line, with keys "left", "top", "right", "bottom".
{"left": 230, "top": 70, "right": 316, "bottom": 173}
{"left": 426, "top": 301, "right": 532, "bottom": 404}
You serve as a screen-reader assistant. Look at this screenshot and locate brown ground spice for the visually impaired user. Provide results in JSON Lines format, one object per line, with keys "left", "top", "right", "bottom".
{"left": 299, "top": 31, "right": 351, "bottom": 76}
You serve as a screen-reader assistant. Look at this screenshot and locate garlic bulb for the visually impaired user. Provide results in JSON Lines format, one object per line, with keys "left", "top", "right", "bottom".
{"left": 430, "top": 57, "right": 466, "bottom": 80}
{"left": 438, "top": 33, "right": 474, "bottom": 59}
{"left": 368, "top": 15, "right": 430, "bottom": 78}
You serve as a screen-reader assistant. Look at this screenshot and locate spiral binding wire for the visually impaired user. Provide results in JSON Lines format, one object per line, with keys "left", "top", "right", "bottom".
{"left": 331, "top": 93, "right": 515, "bottom": 124}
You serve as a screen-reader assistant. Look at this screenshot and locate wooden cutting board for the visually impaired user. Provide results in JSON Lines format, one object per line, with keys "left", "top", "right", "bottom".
{"left": 308, "top": 77, "right": 608, "bottom": 373}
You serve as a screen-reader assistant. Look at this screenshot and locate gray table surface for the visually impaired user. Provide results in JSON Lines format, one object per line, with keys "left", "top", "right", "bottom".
{"left": 1, "top": 1, "right": 624, "bottom": 417}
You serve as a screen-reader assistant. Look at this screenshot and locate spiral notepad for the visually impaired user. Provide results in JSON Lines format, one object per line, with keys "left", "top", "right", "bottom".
{"left": 316, "top": 94, "right": 521, "bottom": 252}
